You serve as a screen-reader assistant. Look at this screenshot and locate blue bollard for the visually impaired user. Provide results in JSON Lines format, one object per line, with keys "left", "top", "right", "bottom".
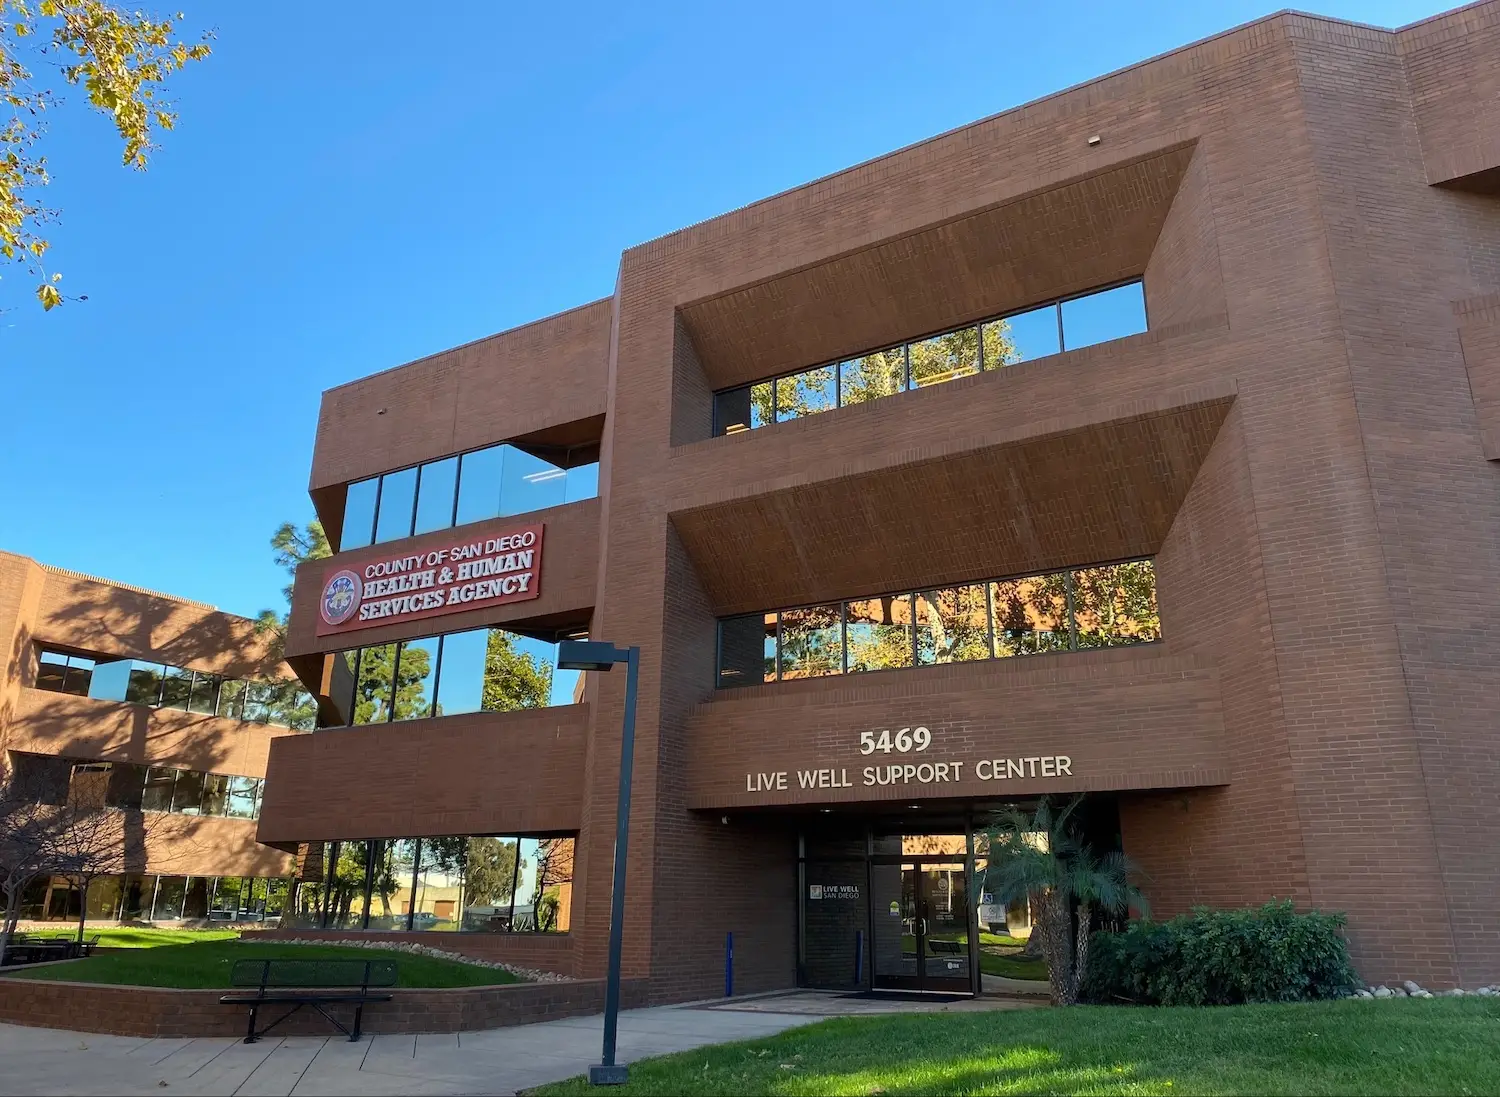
{"left": 725, "top": 931, "right": 734, "bottom": 997}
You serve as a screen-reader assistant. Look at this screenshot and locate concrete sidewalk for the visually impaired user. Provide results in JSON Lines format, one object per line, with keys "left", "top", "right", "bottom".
{"left": 0, "top": 1003, "right": 817, "bottom": 1096}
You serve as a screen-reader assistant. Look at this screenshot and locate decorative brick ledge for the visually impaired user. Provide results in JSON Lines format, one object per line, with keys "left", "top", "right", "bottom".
{"left": 0, "top": 974, "right": 648, "bottom": 1038}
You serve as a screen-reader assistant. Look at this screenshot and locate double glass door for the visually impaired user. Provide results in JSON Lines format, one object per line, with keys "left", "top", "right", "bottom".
{"left": 871, "top": 858, "right": 972, "bottom": 992}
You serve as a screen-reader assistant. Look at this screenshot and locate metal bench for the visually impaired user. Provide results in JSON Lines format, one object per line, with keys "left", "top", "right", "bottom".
{"left": 219, "top": 958, "right": 397, "bottom": 1043}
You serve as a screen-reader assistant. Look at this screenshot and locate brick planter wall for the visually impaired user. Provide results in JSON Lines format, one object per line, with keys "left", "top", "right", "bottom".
{"left": 242, "top": 928, "right": 575, "bottom": 977}
{"left": 0, "top": 975, "right": 648, "bottom": 1038}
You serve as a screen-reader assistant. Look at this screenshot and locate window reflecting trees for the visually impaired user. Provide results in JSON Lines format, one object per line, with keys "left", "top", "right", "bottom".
{"left": 284, "top": 834, "right": 575, "bottom": 934}
{"left": 718, "top": 560, "right": 1160, "bottom": 687}
{"left": 33, "top": 648, "right": 316, "bottom": 730}
{"left": 327, "top": 626, "right": 580, "bottom": 728}
{"left": 342, "top": 442, "right": 600, "bottom": 550}
{"left": 712, "top": 280, "right": 1147, "bottom": 435}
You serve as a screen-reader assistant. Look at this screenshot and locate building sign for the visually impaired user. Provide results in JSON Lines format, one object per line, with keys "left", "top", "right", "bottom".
{"left": 742, "top": 726, "right": 1074, "bottom": 796}
{"left": 317, "top": 523, "right": 544, "bottom": 636}
{"left": 808, "top": 884, "right": 859, "bottom": 900}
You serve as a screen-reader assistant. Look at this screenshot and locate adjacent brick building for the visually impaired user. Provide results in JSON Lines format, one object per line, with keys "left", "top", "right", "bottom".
{"left": 258, "top": 1, "right": 1500, "bottom": 996}
{"left": 0, "top": 551, "right": 304, "bottom": 925}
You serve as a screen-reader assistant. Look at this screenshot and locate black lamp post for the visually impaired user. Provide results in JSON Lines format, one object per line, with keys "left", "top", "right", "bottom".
{"left": 557, "top": 639, "right": 640, "bottom": 1087}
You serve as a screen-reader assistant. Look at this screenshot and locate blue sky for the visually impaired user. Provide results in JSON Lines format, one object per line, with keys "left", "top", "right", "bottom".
{"left": 0, "top": 0, "right": 1449, "bottom": 620}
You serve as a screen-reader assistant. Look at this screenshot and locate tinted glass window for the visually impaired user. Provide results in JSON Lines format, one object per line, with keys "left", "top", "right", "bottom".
{"left": 158, "top": 666, "right": 193, "bottom": 710}
{"left": 778, "top": 605, "right": 842, "bottom": 679}
{"left": 353, "top": 644, "right": 397, "bottom": 724}
{"left": 106, "top": 763, "right": 146, "bottom": 810}
{"left": 414, "top": 456, "right": 458, "bottom": 535}
{"left": 1061, "top": 282, "right": 1147, "bottom": 351}
{"left": 187, "top": 672, "right": 219, "bottom": 715}
{"left": 915, "top": 585, "right": 991, "bottom": 664}
{"left": 481, "top": 629, "right": 554, "bottom": 712}
{"left": 216, "top": 679, "right": 244, "bottom": 720}
{"left": 182, "top": 877, "right": 210, "bottom": 919}
{"left": 86, "top": 658, "right": 133, "bottom": 703}
{"left": 716, "top": 614, "right": 776, "bottom": 688}
{"left": 374, "top": 466, "right": 417, "bottom": 543}
{"left": 429, "top": 628, "right": 483, "bottom": 717}
{"left": 749, "top": 381, "right": 775, "bottom": 428}
{"left": 152, "top": 876, "right": 186, "bottom": 920}
{"left": 124, "top": 661, "right": 165, "bottom": 706}
{"left": 909, "top": 328, "right": 980, "bottom": 388}
{"left": 172, "top": 770, "right": 205, "bottom": 814}
{"left": 242, "top": 681, "right": 274, "bottom": 724}
{"left": 500, "top": 445, "right": 567, "bottom": 515}
{"left": 141, "top": 767, "right": 176, "bottom": 812}
{"left": 200, "top": 773, "right": 230, "bottom": 816}
{"left": 839, "top": 348, "right": 906, "bottom": 405}
{"left": 565, "top": 461, "right": 600, "bottom": 503}
{"left": 343, "top": 477, "right": 379, "bottom": 551}
{"left": 225, "top": 776, "right": 259, "bottom": 819}
{"left": 845, "top": 595, "right": 914, "bottom": 672}
{"left": 775, "top": 365, "right": 836, "bottom": 422}
{"left": 455, "top": 444, "right": 504, "bottom": 526}
{"left": 36, "top": 650, "right": 68, "bottom": 692}
{"left": 328, "top": 651, "right": 358, "bottom": 726}
{"left": 393, "top": 636, "right": 440, "bottom": 720}
{"left": 991, "top": 574, "right": 1071, "bottom": 656}
{"left": 1072, "top": 561, "right": 1160, "bottom": 648}
{"left": 714, "top": 387, "right": 752, "bottom": 435}
{"left": 994, "top": 304, "right": 1060, "bottom": 363}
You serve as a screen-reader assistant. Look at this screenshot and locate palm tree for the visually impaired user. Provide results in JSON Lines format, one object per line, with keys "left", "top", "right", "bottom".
{"left": 978, "top": 797, "right": 1147, "bottom": 1005}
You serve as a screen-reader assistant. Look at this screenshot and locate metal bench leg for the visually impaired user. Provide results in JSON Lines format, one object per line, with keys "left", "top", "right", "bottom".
{"left": 245, "top": 1004, "right": 259, "bottom": 1044}
{"left": 351, "top": 1004, "right": 364, "bottom": 1042}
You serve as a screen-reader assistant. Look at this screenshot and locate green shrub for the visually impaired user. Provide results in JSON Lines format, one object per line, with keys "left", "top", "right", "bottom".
{"left": 1083, "top": 899, "right": 1358, "bottom": 1005}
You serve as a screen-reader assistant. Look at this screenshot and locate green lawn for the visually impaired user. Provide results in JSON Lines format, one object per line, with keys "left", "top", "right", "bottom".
{"left": 978, "top": 953, "right": 1049, "bottom": 981}
{"left": 3, "top": 939, "right": 521, "bottom": 989}
{"left": 533, "top": 999, "right": 1500, "bottom": 1096}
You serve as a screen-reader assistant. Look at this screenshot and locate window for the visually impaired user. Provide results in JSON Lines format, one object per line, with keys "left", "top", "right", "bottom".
{"left": 32, "top": 646, "right": 310, "bottom": 731}
{"left": 778, "top": 605, "right": 842, "bottom": 679}
{"left": 158, "top": 665, "right": 193, "bottom": 711}
{"left": 343, "top": 442, "right": 602, "bottom": 550}
{"left": 915, "top": 585, "right": 991, "bottom": 665}
{"left": 187, "top": 672, "right": 220, "bottom": 715}
{"left": 141, "top": 767, "right": 176, "bottom": 812}
{"left": 845, "top": 596, "right": 915, "bottom": 673}
{"left": 171, "top": 770, "right": 205, "bottom": 815}
{"left": 711, "top": 281, "right": 1147, "bottom": 435}
{"left": 393, "top": 636, "right": 440, "bottom": 720}
{"left": 414, "top": 457, "right": 458, "bottom": 535}
{"left": 325, "top": 625, "right": 580, "bottom": 728}
{"left": 152, "top": 876, "right": 186, "bottom": 921}
{"left": 298, "top": 834, "right": 574, "bottom": 934}
{"left": 36, "top": 649, "right": 93, "bottom": 695}
{"left": 714, "top": 613, "right": 776, "bottom": 688}
{"left": 201, "top": 773, "right": 230, "bottom": 816}
{"left": 343, "top": 477, "right": 379, "bottom": 550}
{"left": 719, "top": 559, "right": 1159, "bottom": 687}
{"left": 224, "top": 776, "right": 260, "bottom": 819}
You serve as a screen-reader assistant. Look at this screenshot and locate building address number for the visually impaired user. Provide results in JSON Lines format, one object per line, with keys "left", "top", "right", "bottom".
{"left": 858, "top": 726, "right": 931, "bottom": 754}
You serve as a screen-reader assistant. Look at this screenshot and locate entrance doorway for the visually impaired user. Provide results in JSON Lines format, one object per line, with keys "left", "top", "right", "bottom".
{"left": 797, "top": 822, "right": 979, "bottom": 997}
{"left": 870, "top": 857, "right": 972, "bottom": 992}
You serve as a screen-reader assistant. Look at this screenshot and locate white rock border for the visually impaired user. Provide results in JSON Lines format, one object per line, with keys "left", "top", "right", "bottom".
{"left": 1351, "top": 981, "right": 1498, "bottom": 999}
{"left": 262, "top": 936, "right": 572, "bottom": 984}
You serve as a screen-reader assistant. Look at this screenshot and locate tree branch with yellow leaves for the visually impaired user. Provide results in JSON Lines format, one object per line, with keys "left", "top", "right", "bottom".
{"left": 1, "top": 1, "right": 209, "bottom": 310}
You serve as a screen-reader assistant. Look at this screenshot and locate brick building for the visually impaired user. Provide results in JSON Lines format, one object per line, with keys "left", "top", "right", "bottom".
{"left": 0, "top": 551, "right": 308, "bottom": 925}
{"left": 256, "top": 2, "right": 1500, "bottom": 995}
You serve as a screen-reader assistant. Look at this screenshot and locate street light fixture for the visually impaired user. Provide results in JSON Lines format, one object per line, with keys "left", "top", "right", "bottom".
{"left": 557, "top": 639, "right": 640, "bottom": 1087}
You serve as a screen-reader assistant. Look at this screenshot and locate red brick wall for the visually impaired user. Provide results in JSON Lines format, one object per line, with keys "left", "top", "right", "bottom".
{"left": 0, "top": 973, "right": 647, "bottom": 1037}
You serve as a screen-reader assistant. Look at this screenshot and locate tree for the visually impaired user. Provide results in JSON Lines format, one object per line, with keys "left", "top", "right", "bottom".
{"left": 978, "top": 797, "right": 1147, "bottom": 1005}
{"left": 255, "top": 520, "right": 331, "bottom": 658}
{"left": 1, "top": 1, "right": 210, "bottom": 310}
{"left": 481, "top": 630, "right": 552, "bottom": 712}
{"left": 0, "top": 760, "right": 67, "bottom": 958}
{"left": 528, "top": 838, "right": 573, "bottom": 932}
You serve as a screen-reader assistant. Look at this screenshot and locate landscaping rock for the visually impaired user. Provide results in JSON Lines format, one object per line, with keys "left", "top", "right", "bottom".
{"left": 1355, "top": 988, "right": 1374, "bottom": 999}
{"left": 1403, "top": 981, "right": 1424, "bottom": 996}
{"left": 1374, "top": 986, "right": 1392, "bottom": 998}
{"left": 265, "top": 937, "right": 572, "bottom": 983}
{"left": 1477, "top": 987, "right": 1496, "bottom": 997}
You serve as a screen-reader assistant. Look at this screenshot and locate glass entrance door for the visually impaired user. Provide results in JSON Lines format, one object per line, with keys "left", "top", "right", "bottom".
{"left": 870, "top": 858, "right": 973, "bottom": 992}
